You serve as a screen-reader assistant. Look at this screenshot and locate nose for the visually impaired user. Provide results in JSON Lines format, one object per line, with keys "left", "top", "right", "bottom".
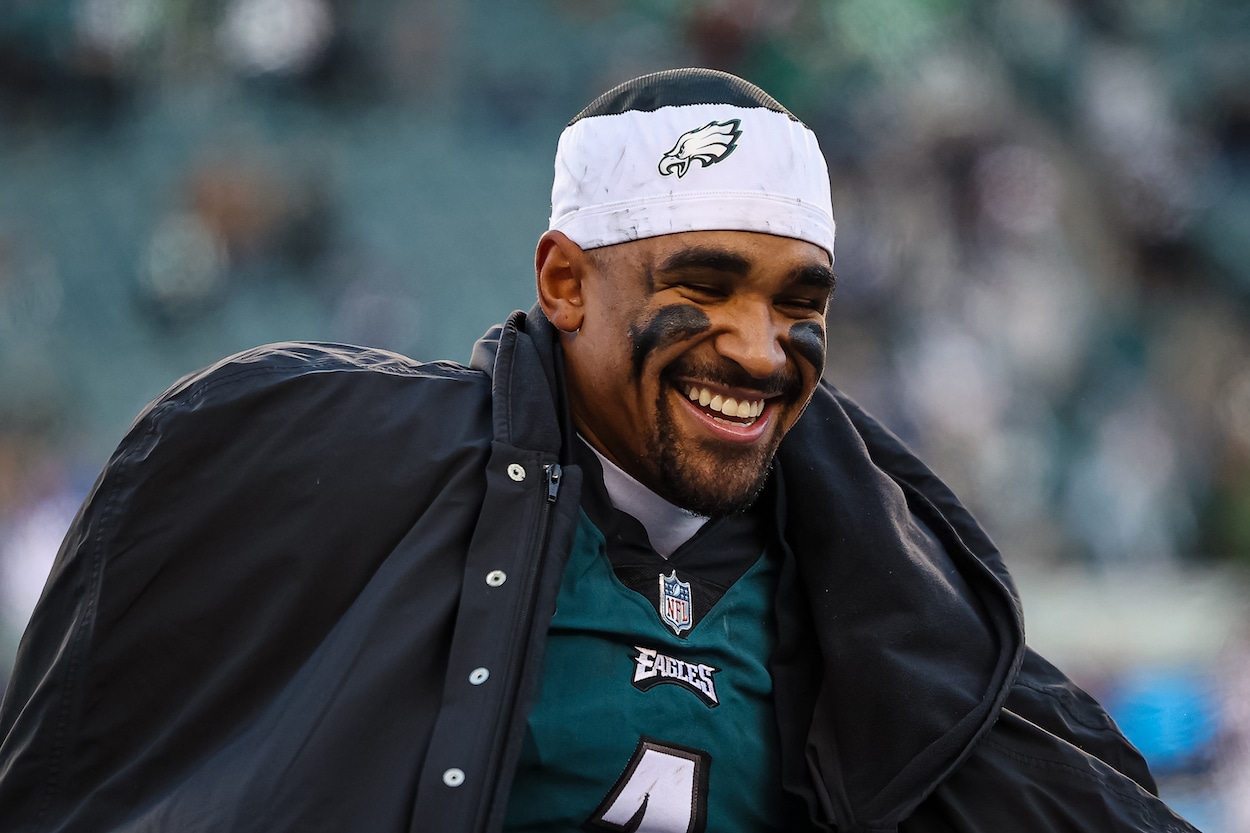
{"left": 713, "top": 301, "right": 787, "bottom": 380}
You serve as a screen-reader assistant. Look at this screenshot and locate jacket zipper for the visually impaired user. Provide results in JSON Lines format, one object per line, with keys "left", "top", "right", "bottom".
{"left": 545, "top": 464, "right": 562, "bottom": 505}
{"left": 478, "top": 461, "right": 562, "bottom": 831}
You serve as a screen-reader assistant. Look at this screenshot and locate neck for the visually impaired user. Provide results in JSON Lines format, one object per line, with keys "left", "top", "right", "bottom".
{"left": 581, "top": 438, "right": 708, "bottom": 558}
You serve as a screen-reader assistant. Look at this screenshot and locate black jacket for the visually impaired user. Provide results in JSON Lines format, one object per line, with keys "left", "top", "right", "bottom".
{"left": 0, "top": 308, "right": 1198, "bottom": 832}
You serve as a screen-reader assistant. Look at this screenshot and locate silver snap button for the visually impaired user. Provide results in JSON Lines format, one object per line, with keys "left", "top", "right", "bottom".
{"left": 486, "top": 570, "right": 507, "bottom": 587}
{"left": 443, "top": 768, "right": 465, "bottom": 787}
{"left": 469, "top": 667, "right": 490, "bottom": 685}
{"left": 507, "top": 463, "right": 526, "bottom": 482}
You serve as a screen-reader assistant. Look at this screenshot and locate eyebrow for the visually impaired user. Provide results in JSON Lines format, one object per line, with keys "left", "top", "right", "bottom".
{"left": 795, "top": 264, "right": 837, "bottom": 293}
{"left": 657, "top": 246, "right": 836, "bottom": 293}
{"left": 656, "top": 247, "right": 751, "bottom": 276}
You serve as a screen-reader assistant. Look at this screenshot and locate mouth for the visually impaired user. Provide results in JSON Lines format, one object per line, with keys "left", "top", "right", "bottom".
{"left": 682, "top": 383, "right": 765, "bottom": 422}
{"left": 677, "top": 382, "right": 774, "bottom": 441}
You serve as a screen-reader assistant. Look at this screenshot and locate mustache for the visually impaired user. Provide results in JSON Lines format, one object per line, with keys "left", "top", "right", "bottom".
{"left": 664, "top": 357, "right": 802, "bottom": 400}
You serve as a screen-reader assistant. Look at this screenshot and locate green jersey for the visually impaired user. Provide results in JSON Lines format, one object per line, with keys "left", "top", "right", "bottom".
{"left": 504, "top": 468, "right": 792, "bottom": 832}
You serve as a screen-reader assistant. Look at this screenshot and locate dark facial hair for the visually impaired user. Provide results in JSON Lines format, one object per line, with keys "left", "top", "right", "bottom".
{"left": 647, "top": 351, "right": 804, "bottom": 515}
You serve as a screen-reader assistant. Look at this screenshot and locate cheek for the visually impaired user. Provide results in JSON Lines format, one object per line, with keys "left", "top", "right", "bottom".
{"left": 628, "top": 304, "right": 712, "bottom": 377}
{"left": 788, "top": 321, "right": 826, "bottom": 379}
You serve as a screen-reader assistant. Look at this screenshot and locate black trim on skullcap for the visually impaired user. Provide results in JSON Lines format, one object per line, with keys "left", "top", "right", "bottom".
{"left": 569, "top": 67, "right": 798, "bottom": 125}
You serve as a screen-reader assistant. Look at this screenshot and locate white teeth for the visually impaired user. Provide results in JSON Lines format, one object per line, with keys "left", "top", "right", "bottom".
{"left": 682, "top": 384, "right": 765, "bottom": 420}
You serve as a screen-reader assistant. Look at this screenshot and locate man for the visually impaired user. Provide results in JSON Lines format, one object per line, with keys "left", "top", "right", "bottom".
{"left": 0, "top": 69, "right": 1197, "bottom": 832}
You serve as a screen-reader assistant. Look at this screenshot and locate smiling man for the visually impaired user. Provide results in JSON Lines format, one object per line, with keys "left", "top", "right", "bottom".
{"left": 0, "top": 69, "right": 1199, "bottom": 833}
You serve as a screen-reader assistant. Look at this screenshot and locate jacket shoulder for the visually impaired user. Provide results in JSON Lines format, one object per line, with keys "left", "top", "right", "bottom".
{"left": 119, "top": 341, "right": 495, "bottom": 476}
{"left": 154, "top": 340, "right": 487, "bottom": 404}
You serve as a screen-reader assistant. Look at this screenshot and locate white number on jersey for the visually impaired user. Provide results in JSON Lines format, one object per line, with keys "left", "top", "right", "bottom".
{"left": 586, "top": 737, "right": 710, "bottom": 833}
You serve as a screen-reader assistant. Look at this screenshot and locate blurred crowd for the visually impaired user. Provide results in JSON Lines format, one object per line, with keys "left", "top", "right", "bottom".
{"left": 0, "top": 0, "right": 1247, "bottom": 828}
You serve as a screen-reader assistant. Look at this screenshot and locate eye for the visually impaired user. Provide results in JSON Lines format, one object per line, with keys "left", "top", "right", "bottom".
{"left": 776, "top": 294, "right": 829, "bottom": 315}
{"left": 676, "top": 283, "right": 728, "bottom": 302}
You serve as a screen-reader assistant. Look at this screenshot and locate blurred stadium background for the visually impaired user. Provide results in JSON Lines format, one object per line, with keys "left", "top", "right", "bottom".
{"left": 0, "top": 0, "right": 1247, "bottom": 827}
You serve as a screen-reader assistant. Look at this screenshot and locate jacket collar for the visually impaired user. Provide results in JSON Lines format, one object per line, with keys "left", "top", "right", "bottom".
{"left": 469, "top": 305, "right": 570, "bottom": 457}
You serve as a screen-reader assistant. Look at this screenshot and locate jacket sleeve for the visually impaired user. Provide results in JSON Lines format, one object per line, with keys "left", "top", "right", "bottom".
{"left": 791, "top": 385, "right": 1200, "bottom": 832}
{"left": 0, "top": 343, "right": 494, "bottom": 833}
{"left": 902, "top": 649, "right": 1200, "bottom": 832}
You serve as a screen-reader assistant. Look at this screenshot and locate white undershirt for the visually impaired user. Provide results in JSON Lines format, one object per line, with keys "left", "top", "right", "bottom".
{"left": 582, "top": 438, "right": 709, "bottom": 558}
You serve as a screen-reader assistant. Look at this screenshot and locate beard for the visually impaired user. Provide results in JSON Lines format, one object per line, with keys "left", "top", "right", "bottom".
{"left": 649, "top": 417, "right": 779, "bottom": 516}
{"left": 643, "top": 359, "right": 802, "bottom": 517}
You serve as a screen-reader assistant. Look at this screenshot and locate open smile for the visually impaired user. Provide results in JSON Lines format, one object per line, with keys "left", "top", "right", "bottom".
{"left": 677, "top": 382, "right": 775, "bottom": 440}
{"left": 683, "top": 383, "right": 765, "bottom": 420}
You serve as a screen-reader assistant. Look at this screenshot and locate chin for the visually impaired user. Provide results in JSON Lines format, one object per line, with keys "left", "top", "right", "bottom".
{"left": 652, "top": 442, "right": 777, "bottom": 517}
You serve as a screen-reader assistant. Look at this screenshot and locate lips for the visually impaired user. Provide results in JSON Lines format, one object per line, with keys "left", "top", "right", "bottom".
{"left": 664, "top": 358, "right": 798, "bottom": 446}
{"left": 673, "top": 383, "right": 774, "bottom": 443}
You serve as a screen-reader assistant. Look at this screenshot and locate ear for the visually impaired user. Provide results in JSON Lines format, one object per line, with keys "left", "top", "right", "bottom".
{"left": 536, "top": 230, "right": 589, "bottom": 332}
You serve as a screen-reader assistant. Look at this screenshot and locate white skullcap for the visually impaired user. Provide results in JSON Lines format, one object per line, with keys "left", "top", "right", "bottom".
{"left": 549, "top": 68, "right": 836, "bottom": 262}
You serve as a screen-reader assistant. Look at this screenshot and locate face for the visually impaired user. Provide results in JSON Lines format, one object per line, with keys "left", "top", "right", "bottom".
{"left": 554, "top": 230, "right": 833, "bottom": 516}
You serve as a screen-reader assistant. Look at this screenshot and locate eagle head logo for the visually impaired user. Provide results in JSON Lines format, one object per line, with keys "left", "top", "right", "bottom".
{"left": 658, "top": 119, "right": 743, "bottom": 178}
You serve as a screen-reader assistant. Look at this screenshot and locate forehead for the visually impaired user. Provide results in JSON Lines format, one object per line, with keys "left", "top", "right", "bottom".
{"left": 596, "top": 230, "right": 831, "bottom": 275}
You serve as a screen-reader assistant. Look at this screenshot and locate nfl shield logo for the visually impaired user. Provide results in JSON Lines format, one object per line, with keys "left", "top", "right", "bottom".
{"left": 659, "top": 570, "right": 693, "bottom": 635}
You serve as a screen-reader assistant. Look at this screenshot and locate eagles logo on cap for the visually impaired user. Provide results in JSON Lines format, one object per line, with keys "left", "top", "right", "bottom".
{"left": 658, "top": 119, "right": 742, "bottom": 178}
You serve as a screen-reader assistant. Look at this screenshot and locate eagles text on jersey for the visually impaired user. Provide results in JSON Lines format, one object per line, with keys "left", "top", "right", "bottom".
{"left": 631, "top": 646, "right": 720, "bottom": 707}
